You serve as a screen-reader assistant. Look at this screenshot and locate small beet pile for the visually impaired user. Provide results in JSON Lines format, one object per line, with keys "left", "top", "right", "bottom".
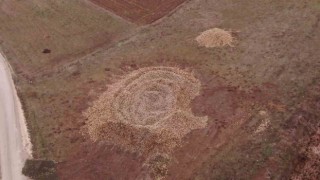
{"left": 196, "top": 28, "right": 234, "bottom": 48}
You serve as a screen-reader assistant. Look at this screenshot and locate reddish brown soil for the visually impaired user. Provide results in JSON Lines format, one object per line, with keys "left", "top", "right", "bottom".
{"left": 90, "top": 0, "right": 187, "bottom": 24}
{"left": 289, "top": 83, "right": 320, "bottom": 180}
{"left": 57, "top": 70, "right": 320, "bottom": 179}
{"left": 57, "top": 143, "right": 146, "bottom": 180}
{"left": 56, "top": 65, "right": 275, "bottom": 179}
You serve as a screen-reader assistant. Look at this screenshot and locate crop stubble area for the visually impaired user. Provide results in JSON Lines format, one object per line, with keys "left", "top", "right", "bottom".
{"left": 1, "top": 0, "right": 320, "bottom": 179}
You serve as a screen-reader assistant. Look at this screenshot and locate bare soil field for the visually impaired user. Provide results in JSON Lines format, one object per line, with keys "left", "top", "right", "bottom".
{"left": 1, "top": 0, "right": 320, "bottom": 179}
{"left": 89, "top": 0, "right": 187, "bottom": 24}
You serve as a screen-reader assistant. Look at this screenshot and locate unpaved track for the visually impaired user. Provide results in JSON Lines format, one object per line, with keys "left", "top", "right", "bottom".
{"left": 0, "top": 53, "right": 32, "bottom": 180}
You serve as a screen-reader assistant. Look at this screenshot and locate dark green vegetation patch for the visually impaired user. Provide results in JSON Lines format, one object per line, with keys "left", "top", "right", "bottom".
{"left": 22, "top": 159, "right": 58, "bottom": 180}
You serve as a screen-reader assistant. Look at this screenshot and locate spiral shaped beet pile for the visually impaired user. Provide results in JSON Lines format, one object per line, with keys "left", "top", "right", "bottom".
{"left": 84, "top": 67, "right": 207, "bottom": 149}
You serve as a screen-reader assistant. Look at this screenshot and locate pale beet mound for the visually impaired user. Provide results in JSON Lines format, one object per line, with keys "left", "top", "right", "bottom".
{"left": 196, "top": 28, "right": 234, "bottom": 48}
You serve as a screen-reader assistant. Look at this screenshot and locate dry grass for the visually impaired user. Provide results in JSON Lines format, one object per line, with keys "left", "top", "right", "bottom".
{"left": 84, "top": 66, "right": 208, "bottom": 153}
{"left": 0, "top": 0, "right": 134, "bottom": 77}
{"left": 196, "top": 28, "right": 234, "bottom": 48}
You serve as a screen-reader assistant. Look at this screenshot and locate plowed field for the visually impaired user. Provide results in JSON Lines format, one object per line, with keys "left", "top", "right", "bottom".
{"left": 90, "top": 0, "right": 187, "bottom": 24}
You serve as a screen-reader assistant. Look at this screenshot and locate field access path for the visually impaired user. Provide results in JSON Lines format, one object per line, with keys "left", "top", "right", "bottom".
{"left": 0, "top": 52, "right": 32, "bottom": 180}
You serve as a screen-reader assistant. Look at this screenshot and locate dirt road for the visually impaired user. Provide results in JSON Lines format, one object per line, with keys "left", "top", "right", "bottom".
{"left": 0, "top": 52, "right": 32, "bottom": 180}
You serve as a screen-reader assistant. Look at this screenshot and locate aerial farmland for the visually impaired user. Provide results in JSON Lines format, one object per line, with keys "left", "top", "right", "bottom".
{"left": 0, "top": 0, "right": 319, "bottom": 179}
